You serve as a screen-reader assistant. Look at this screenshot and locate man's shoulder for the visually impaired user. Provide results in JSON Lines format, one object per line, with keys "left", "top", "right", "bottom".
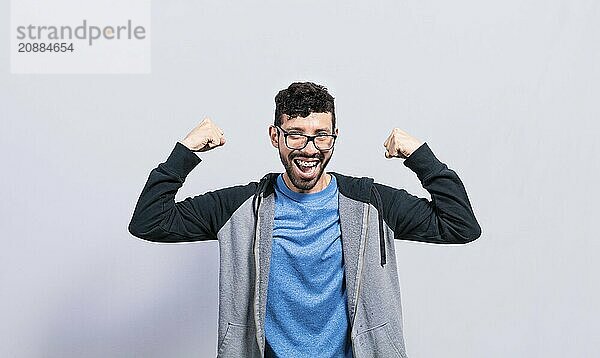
{"left": 330, "top": 172, "right": 374, "bottom": 203}
{"left": 209, "top": 173, "right": 282, "bottom": 199}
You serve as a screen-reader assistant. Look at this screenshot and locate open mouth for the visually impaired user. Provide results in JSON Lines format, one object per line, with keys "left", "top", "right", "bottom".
{"left": 292, "top": 158, "right": 320, "bottom": 179}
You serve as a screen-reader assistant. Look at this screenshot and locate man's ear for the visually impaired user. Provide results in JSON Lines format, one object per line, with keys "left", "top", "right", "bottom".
{"left": 269, "top": 126, "right": 279, "bottom": 148}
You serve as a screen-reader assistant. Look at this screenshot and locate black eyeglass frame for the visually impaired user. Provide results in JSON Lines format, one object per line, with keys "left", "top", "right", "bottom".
{"left": 275, "top": 125, "right": 338, "bottom": 151}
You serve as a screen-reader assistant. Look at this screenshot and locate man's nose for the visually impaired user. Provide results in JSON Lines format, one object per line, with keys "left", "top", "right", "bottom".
{"left": 303, "top": 139, "right": 320, "bottom": 154}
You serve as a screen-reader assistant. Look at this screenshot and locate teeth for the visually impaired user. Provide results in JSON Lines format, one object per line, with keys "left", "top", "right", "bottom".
{"left": 295, "top": 160, "right": 318, "bottom": 167}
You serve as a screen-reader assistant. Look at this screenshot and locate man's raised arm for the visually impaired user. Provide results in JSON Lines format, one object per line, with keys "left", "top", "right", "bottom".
{"left": 127, "top": 118, "right": 227, "bottom": 243}
{"left": 376, "top": 128, "right": 482, "bottom": 244}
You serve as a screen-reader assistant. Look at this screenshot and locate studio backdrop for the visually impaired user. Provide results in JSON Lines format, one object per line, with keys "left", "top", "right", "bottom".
{"left": 2, "top": 0, "right": 599, "bottom": 357}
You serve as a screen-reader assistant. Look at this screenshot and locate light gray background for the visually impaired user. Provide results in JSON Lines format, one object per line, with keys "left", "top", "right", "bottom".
{"left": 2, "top": 0, "right": 599, "bottom": 357}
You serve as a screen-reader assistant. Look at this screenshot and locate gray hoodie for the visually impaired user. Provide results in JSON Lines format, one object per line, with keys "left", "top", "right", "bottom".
{"left": 128, "top": 141, "right": 482, "bottom": 357}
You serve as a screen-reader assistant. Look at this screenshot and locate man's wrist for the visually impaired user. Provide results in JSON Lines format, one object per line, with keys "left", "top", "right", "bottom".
{"left": 405, "top": 141, "right": 424, "bottom": 157}
{"left": 163, "top": 142, "right": 203, "bottom": 180}
{"left": 179, "top": 139, "right": 194, "bottom": 151}
{"left": 403, "top": 142, "right": 445, "bottom": 182}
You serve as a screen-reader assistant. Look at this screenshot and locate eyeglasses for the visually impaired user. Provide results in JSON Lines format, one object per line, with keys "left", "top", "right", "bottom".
{"left": 276, "top": 125, "right": 337, "bottom": 151}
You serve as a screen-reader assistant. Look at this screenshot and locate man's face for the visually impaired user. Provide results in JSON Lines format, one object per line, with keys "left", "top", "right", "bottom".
{"left": 269, "top": 112, "right": 338, "bottom": 193}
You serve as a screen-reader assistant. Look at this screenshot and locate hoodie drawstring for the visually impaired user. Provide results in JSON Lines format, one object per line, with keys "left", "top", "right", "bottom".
{"left": 252, "top": 176, "right": 271, "bottom": 222}
{"left": 371, "top": 186, "right": 386, "bottom": 267}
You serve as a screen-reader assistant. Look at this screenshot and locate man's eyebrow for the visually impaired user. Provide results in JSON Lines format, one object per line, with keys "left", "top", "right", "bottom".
{"left": 285, "top": 126, "right": 332, "bottom": 133}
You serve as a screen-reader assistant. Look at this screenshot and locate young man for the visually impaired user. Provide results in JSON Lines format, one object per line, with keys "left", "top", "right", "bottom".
{"left": 128, "top": 82, "right": 482, "bottom": 357}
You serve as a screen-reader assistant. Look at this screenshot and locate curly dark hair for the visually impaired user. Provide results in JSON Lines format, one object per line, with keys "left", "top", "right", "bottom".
{"left": 274, "top": 82, "right": 336, "bottom": 129}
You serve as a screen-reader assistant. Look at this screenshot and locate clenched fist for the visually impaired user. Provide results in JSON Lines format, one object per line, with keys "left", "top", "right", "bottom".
{"left": 180, "top": 117, "right": 226, "bottom": 152}
{"left": 383, "top": 128, "right": 423, "bottom": 159}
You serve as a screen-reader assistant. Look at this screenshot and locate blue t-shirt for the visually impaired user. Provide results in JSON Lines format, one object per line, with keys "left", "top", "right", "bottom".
{"left": 264, "top": 174, "right": 352, "bottom": 358}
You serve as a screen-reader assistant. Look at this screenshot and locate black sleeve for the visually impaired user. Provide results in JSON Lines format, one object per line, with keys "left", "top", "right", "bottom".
{"left": 127, "top": 142, "right": 256, "bottom": 243}
{"left": 374, "top": 142, "right": 482, "bottom": 244}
